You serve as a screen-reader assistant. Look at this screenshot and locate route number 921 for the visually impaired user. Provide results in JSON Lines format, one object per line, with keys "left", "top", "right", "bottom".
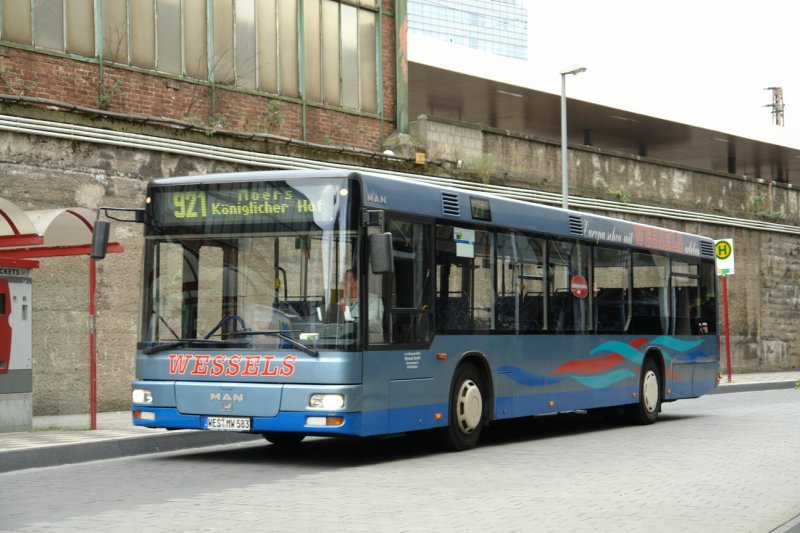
{"left": 172, "top": 191, "right": 208, "bottom": 219}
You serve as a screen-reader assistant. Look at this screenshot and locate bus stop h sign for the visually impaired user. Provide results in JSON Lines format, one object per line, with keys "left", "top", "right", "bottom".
{"left": 714, "top": 239, "right": 735, "bottom": 276}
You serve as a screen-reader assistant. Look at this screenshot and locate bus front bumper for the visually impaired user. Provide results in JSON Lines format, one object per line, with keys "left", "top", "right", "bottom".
{"left": 132, "top": 406, "right": 363, "bottom": 436}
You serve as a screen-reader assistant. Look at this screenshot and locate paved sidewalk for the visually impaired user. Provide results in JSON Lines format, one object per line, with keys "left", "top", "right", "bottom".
{"left": 0, "top": 411, "right": 261, "bottom": 473}
{"left": 1, "top": 371, "right": 797, "bottom": 474}
{"left": 712, "top": 370, "right": 800, "bottom": 393}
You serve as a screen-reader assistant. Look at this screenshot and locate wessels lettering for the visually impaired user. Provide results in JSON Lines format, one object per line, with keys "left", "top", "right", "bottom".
{"left": 168, "top": 353, "right": 297, "bottom": 377}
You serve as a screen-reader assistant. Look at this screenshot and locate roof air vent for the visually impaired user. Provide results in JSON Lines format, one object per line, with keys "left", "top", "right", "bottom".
{"left": 568, "top": 215, "right": 583, "bottom": 235}
{"left": 700, "top": 241, "right": 714, "bottom": 258}
{"left": 441, "top": 192, "right": 460, "bottom": 217}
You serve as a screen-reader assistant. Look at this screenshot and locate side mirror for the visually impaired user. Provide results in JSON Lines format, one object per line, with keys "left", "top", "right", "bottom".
{"left": 90, "top": 220, "right": 110, "bottom": 260}
{"left": 369, "top": 232, "right": 393, "bottom": 274}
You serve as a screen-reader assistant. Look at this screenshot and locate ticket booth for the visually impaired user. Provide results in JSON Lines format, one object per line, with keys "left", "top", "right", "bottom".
{"left": 0, "top": 259, "right": 36, "bottom": 432}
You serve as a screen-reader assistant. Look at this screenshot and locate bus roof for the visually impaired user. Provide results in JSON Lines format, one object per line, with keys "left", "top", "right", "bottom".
{"left": 149, "top": 169, "right": 715, "bottom": 259}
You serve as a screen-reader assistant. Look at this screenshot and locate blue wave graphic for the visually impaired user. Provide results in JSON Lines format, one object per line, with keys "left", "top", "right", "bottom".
{"left": 496, "top": 366, "right": 563, "bottom": 387}
{"left": 572, "top": 369, "right": 636, "bottom": 389}
{"left": 650, "top": 336, "right": 704, "bottom": 353}
{"left": 675, "top": 350, "right": 707, "bottom": 362}
{"left": 589, "top": 341, "right": 644, "bottom": 364}
{"left": 591, "top": 337, "right": 706, "bottom": 365}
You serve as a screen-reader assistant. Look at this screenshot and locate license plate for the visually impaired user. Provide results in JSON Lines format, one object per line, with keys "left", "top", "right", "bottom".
{"left": 205, "top": 416, "right": 251, "bottom": 431}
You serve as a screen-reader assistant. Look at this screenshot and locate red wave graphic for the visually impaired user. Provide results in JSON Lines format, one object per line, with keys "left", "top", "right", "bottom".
{"left": 553, "top": 353, "right": 625, "bottom": 374}
{"left": 630, "top": 338, "right": 650, "bottom": 349}
{"left": 665, "top": 368, "right": 684, "bottom": 381}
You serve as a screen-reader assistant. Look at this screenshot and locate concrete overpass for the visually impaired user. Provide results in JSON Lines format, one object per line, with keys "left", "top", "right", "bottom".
{"left": 409, "top": 61, "right": 800, "bottom": 189}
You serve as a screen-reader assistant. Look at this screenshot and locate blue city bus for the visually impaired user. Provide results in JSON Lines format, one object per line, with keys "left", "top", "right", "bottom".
{"left": 115, "top": 169, "right": 718, "bottom": 450}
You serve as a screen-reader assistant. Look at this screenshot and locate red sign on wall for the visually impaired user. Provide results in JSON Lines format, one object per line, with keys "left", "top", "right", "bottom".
{"left": 0, "top": 279, "right": 10, "bottom": 374}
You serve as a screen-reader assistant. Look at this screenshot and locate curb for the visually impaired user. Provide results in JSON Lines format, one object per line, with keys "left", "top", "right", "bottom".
{"left": 711, "top": 381, "right": 797, "bottom": 395}
{"left": 0, "top": 431, "right": 262, "bottom": 474}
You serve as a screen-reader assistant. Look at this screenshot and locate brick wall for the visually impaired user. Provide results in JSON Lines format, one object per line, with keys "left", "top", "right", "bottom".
{"left": 0, "top": 42, "right": 396, "bottom": 152}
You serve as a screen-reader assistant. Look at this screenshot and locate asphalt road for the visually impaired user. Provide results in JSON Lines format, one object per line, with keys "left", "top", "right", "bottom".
{"left": 2, "top": 389, "right": 799, "bottom": 532}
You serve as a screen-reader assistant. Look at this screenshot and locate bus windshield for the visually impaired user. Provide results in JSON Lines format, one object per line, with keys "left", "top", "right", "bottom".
{"left": 139, "top": 178, "right": 361, "bottom": 352}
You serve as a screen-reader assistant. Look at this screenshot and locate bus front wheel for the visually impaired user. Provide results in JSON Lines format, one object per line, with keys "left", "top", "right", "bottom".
{"left": 440, "top": 363, "right": 485, "bottom": 451}
{"left": 626, "top": 358, "right": 661, "bottom": 425}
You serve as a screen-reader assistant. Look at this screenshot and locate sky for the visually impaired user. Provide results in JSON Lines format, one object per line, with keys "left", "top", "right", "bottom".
{"left": 521, "top": 0, "right": 798, "bottom": 144}
{"left": 409, "top": 0, "right": 799, "bottom": 147}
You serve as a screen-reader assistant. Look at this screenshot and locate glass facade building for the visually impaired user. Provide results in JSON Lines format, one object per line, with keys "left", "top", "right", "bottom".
{"left": 408, "top": 0, "right": 528, "bottom": 60}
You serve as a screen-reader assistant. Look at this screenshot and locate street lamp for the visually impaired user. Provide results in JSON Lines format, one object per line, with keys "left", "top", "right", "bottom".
{"left": 560, "top": 66, "right": 587, "bottom": 210}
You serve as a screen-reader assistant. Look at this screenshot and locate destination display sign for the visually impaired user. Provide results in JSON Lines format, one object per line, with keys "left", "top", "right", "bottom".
{"left": 149, "top": 180, "right": 341, "bottom": 230}
{"left": 581, "top": 217, "right": 703, "bottom": 257}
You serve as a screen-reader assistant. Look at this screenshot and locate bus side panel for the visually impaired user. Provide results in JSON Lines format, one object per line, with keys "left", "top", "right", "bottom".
{"left": 667, "top": 336, "right": 719, "bottom": 399}
{"left": 362, "top": 349, "right": 449, "bottom": 436}
{"left": 388, "top": 378, "right": 447, "bottom": 434}
{"left": 363, "top": 333, "right": 718, "bottom": 434}
{"left": 691, "top": 362, "right": 719, "bottom": 396}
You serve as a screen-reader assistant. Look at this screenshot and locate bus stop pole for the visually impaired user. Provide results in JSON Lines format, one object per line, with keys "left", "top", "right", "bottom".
{"left": 721, "top": 275, "right": 732, "bottom": 383}
{"left": 89, "top": 257, "right": 97, "bottom": 430}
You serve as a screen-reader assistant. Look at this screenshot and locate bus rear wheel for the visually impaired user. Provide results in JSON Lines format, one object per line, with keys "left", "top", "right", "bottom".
{"left": 626, "top": 358, "right": 661, "bottom": 425}
{"left": 439, "top": 363, "right": 485, "bottom": 451}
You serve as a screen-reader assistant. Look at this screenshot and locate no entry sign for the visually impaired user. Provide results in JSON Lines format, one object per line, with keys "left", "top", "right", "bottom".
{"left": 570, "top": 275, "right": 588, "bottom": 298}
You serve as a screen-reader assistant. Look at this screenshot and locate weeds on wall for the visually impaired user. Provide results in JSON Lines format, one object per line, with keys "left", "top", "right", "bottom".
{"left": 183, "top": 113, "right": 227, "bottom": 136}
{"left": 749, "top": 192, "right": 786, "bottom": 221}
{"left": 263, "top": 100, "right": 283, "bottom": 133}
{"left": 468, "top": 154, "right": 497, "bottom": 183}
{"left": 607, "top": 187, "right": 631, "bottom": 203}
{"left": 98, "top": 79, "right": 123, "bottom": 110}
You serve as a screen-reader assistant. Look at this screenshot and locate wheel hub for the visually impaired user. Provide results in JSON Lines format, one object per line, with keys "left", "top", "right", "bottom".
{"left": 456, "top": 379, "right": 483, "bottom": 434}
{"left": 642, "top": 370, "right": 659, "bottom": 413}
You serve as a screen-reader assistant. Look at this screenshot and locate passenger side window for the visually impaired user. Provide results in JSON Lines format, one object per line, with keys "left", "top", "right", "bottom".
{"left": 671, "top": 260, "right": 701, "bottom": 335}
{"left": 699, "top": 261, "right": 717, "bottom": 334}
{"left": 496, "top": 232, "right": 545, "bottom": 332}
{"left": 593, "top": 246, "right": 630, "bottom": 333}
{"left": 516, "top": 234, "right": 545, "bottom": 331}
{"left": 548, "top": 240, "right": 590, "bottom": 333}
{"left": 435, "top": 225, "right": 493, "bottom": 332}
{"left": 630, "top": 252, "right": 669, "bottom": 334}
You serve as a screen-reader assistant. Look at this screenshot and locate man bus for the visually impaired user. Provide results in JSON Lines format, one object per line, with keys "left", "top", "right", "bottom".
{"left": 94, "top": 169, "right": 718, "bottom": 450}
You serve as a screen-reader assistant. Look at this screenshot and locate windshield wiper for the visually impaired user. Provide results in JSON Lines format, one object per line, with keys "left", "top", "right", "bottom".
{"left": 229, "top": 330, "right": 319, "bottom": 357}
{"left": 142, "top": 338, "right": 240, "bottom": 355}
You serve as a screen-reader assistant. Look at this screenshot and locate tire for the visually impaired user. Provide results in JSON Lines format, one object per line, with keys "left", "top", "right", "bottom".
{"left": 263, "top": 432, "right": 305, "bottom": 447}
{"left": 626, "top": 358, "right": 661, "bottom": 425}
{"left": 439, "top": 363, "right": 486, "bottom": 451}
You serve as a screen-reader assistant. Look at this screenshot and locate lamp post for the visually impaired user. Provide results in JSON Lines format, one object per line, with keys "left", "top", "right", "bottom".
{"left": 560, "top": 66, "right": 587, "bottom": 210}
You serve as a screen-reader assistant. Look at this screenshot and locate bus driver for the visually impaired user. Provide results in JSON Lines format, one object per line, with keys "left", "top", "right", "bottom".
{"left": 341, "top": 269, "right": 384, "bottom": 337}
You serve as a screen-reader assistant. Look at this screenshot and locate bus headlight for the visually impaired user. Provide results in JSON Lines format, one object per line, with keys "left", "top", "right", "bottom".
{"left": 132, "top": 388, "right": 153, "bottom": 404}
{"left": 309, "top": 393, "right": 345, "bottom": 410}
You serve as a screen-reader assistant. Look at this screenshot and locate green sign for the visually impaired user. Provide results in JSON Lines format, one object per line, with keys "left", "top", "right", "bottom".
{"left": 149, "top": 181, "right": 338, "bottom": 230}
{"left": 715, "top": 240, "right": 732, "bottom": 260}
